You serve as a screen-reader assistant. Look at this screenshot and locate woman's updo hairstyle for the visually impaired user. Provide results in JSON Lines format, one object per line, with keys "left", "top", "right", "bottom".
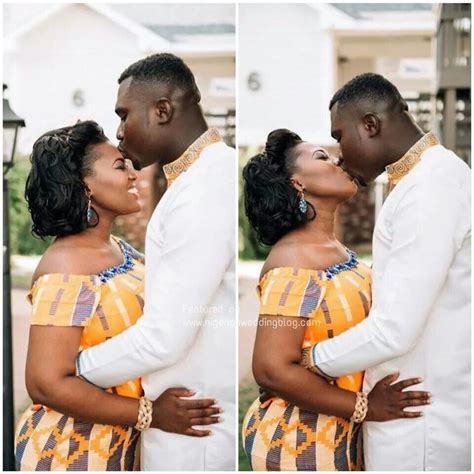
{"left": 25, "top": 120, "right": 108, "bottom": 238}
{"left": 242, "top": 128, "right": 316, "bottom": 246}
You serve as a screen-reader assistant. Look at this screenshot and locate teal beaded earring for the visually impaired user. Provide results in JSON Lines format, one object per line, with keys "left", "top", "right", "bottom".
{"left": 298, "top": 190, "right": 308, "bottom": 214}
{"left": 86, "top": 193, "right": 93, "bottom": 223}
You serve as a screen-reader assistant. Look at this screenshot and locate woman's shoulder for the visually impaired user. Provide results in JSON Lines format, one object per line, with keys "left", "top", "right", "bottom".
{"left": 257, "top": 244, "right": 329, "bottom": 319}
{"left": 31, "top": 238, "right": 107, "bottom": 285}
{"left": 257, "top": 249, "right": 327, "bottom": 312}
{"left": 259, "top": 241, "right": 338, "bottom": 282}
{"left": 28, "top": 251, "right": 102, "bottom": 326}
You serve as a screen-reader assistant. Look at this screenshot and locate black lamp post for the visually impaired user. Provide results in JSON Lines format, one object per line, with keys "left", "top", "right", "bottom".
{"left": 3, "top": 84, "right": 25, "bottom": 471}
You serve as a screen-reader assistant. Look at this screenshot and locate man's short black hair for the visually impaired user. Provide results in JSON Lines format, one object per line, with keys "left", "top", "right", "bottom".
{"left": 329, "top": 73, "right": 404, "bottom": 110}
{"left": 118, "top": 53, "right": 201, "bottom": 102}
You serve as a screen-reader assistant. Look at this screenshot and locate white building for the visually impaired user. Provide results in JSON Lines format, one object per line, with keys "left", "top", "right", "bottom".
{"left": 3, "top": 3, "right": 235, "bottom": 154}
{"left": 238, "top": 3, "right": 436, "bottom": 147}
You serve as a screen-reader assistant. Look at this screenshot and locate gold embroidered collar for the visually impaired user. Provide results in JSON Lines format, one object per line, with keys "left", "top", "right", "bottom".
{"left": 386, "top": 131, "right": 439, "bottom": 186}
{"left": 163, "top": 128, "right": 222, "bottom": 188}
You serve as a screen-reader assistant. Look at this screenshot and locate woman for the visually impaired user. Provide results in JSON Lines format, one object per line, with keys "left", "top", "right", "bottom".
{"left": 14, "top": 121, "right": 221, "bottom": 471}
{"left": 241, "top": 129, "right": 430, "bottom": 471}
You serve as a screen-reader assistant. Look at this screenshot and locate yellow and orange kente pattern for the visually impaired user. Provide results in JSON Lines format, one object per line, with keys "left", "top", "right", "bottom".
{"left": 15, "top": 238, "right": 145, "bottom": 471}
{"left": 242, "top": 258, "right": 372, "bottom": 471}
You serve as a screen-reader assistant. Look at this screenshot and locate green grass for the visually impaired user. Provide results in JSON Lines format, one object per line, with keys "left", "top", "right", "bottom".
{"left": 239, "top": 378, "right": 260, "bottom": 471}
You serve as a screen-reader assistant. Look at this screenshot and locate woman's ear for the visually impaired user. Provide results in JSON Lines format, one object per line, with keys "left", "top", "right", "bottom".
{"left": 82, "top": 180, "right": 93, "bottom": 198}
{"left": 290, "top": 177, "right": 304, "bottom": 193}
{"left": 155, "top": 98, "right": 173, "bottom": 124}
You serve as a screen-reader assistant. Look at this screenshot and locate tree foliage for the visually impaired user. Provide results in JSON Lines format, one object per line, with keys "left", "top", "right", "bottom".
{"left": 6, "top": 155, "right": 51, "bottom": 255}
{"left": 238, "top": 150, "right": 269, "bottom": 261}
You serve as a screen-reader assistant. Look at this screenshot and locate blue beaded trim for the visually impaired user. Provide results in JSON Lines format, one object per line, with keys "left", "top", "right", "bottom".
{"left": 324, "top": 248, "right": 358, "bottom": 280}
{"left": 98, "top": 239, "right": 135, "bottom": 283}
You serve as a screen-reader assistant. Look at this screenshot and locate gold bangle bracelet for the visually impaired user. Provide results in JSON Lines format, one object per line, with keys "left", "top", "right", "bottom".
{"left": 350, "top": 392, "right": 368, "bottom": 424}
{"left": 135, "top": 396, "right": 153, "bottom": 431}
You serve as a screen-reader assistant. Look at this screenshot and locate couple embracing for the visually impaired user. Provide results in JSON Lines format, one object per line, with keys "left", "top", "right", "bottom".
{"left": 242, "top": 73, "right": 470, "bottom": 471}
{"left": 15, "top": 54, "right": 235, "bottom": 471}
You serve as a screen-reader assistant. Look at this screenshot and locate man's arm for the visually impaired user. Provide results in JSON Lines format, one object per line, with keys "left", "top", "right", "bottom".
{"left": 77, "top": 166, "right": 235, "bottom": 388}
{"left": 311, "top": 172, "right": 469, "bottom": 378}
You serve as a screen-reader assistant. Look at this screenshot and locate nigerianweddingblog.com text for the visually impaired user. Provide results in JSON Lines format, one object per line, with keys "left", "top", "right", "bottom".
{"left": 182, "top": 304, "right": 318, "bottom": 329}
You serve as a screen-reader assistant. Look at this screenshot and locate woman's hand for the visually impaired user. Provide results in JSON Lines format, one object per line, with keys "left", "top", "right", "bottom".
{"left": 366, "top": 372, "right": 431, "bottom": 422}
{"left": 151, "top": 387, "right": 223, "bottom": 437}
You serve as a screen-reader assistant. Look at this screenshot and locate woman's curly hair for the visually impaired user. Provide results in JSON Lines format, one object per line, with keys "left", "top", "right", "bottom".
{"left": 25, "top": 120, "right": 108, "bottom": 238}
{"left": 242, "top": 129, "right": 316, "bottom": 246}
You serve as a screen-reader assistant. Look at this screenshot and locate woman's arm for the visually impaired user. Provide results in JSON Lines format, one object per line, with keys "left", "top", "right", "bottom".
{"left": 253, "top": 315, "right": 431, "bottom": 421}
{"left": 26, "top": 325, "right": 220, "bottom": 436}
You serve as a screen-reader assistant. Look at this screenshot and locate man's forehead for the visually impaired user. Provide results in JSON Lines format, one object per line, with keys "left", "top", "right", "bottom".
{"left": 330, "top": 103, "right": 342, "bottom": 128}
{"left": 116, "top": 78, "right": 174, "bottom": 105}
{"left": 331, "top": 101, "right": 359, "bottom": 128}
{"left": 116, "top": 77, "right": 134, "bottom": 103}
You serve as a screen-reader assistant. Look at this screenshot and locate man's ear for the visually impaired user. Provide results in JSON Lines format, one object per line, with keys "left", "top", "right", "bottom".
{"left": 154, "top": 98, "right": 173, "bottom": 124}
{"left": 362, "top": 112, "right": 380, "bottom": 138}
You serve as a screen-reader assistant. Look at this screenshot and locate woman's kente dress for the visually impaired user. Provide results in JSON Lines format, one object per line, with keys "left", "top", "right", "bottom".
{"left": 14, "top": 238, "right": 145, "bottom": 471}
{"left": 242, "top": 249, "right": 372, "bottom": 471}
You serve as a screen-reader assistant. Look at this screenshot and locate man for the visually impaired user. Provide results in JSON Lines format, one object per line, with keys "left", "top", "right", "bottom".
{"left": 307, "top": 73, "right": 471, "bottom": 470}
{"left": 76, "top": 54, "right": 236, "bottom": 470}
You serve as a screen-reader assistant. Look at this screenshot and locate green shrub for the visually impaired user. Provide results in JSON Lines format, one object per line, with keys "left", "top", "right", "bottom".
{"left": 238, "top": 149, "right": 270, "bottom": 261}
{"left": 6, "top": 154, "right": 51, "bottom": 255}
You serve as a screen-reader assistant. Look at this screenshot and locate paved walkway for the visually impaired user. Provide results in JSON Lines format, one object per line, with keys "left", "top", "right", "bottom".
{"left": 9, "top": 255, "right": 40, "bottom": 422}
{"left": 11, "top": 288, "right": 31, "bottom": 422}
